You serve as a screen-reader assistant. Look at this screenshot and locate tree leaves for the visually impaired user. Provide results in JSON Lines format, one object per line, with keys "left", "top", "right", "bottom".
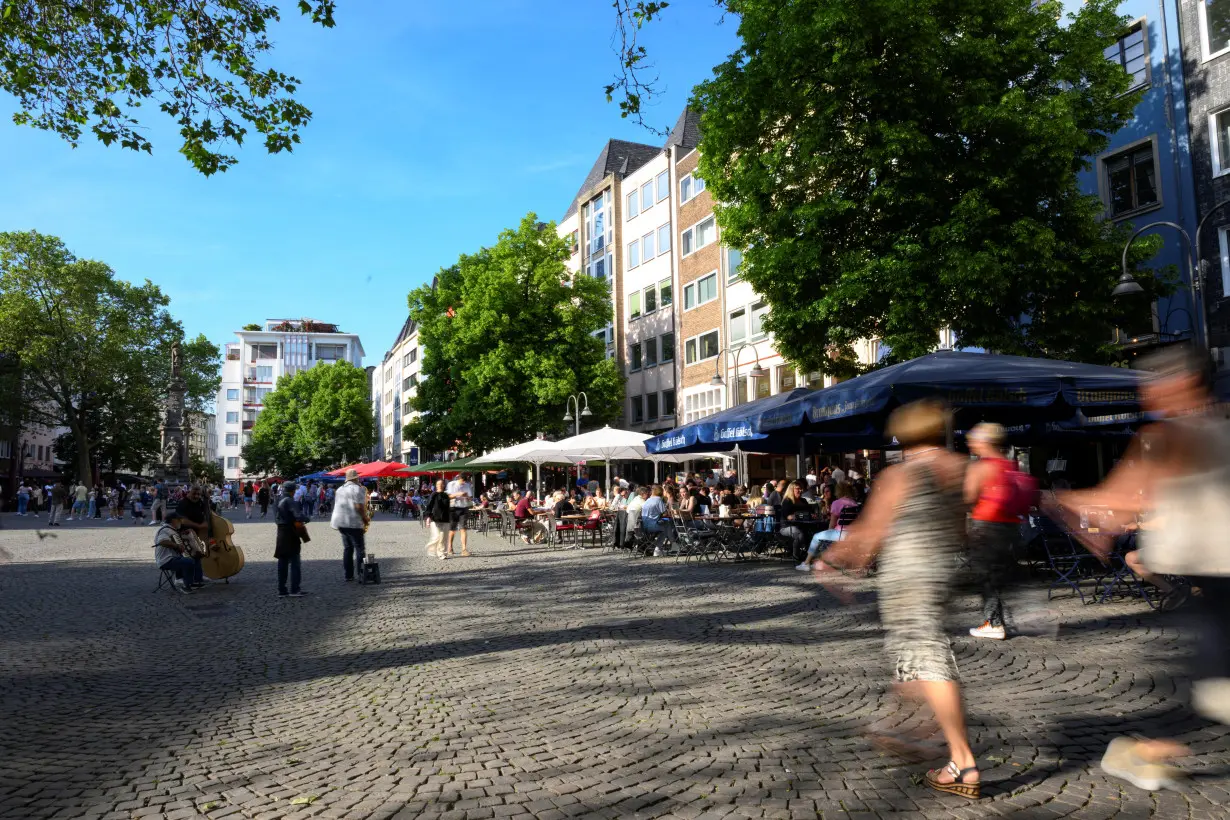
{"left": 692, "top": 0, "right": 1167, "bottom": 374}
{"left": 405, "top": 214, "right": 625, "bottom": 456}
{"left": 0, "top": 1, "right": 336, "bottom": 174}
{"left": 241, "top": 360, "right": 373, "bottom": 477}
{"left": 0, "top": 230, "right": 219, "bottom": 481}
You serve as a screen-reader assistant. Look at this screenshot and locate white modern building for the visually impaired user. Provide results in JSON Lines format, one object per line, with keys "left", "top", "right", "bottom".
{"left": 215, "top": 319, "right": 365, "bottom": 479}
{"left": 370, "top": 316, "right": 423, "bottom": 465}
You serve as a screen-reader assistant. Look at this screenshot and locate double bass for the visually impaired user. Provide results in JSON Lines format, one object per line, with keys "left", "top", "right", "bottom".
{"left": 200, "top": 509, "right": 246, "bottom": 580}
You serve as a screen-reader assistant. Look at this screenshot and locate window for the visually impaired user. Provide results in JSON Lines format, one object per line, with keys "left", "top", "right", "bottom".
{"left": 685, "top": 330, "right": 720, "bottom": 364}
{"left": 680, "top": 172, "right": 706, "bottom": 204}
{"left": 778, "top": 366, "right": 797, "bottom": 393}
{"left": 1104, "top": 22, "right": 1147, "bottom": 90}
{"left": 628, "top": 238, "right": 640, "bottom": 269}
{"left": 225, "top": 433, "right": 239, "bottom": 446}
{"left": 1104, "top": 142, "right": 1158, "bottom": 217}
{"left": 751, "top": 301, "right": 770, "bottom": 339}
{"left": 659, "top": 278, "right": 673, "bottom": 307}
{"left": 683, "top": 387, "right": 722, "bottom": 422}
{"left": 684, "top": 272, "right": 719, "bottom": 310}
{"left": 645, "top": 337, "right": 658, "bottom": 367}
{"left": 642, "top": 231, "right": 655, "bottom": 260}
{"left": 316, "top": 344, "right": 345, "bottom": 361}
{"left": 629, "top": 291, "right": 642, "bottom": 320}
{"left": 657, "top": 223, "right": 671, "bottom": 256}
{"left": 656, "top": 170, "right": 669, "bottom": 202}
{"left": 36, "top": 445, "right": 43, "bottom": 461}
{"left": 662, "top": 389, "right": 676, "bottom": 417}
{"left": 585, "top": 192, "right": 611, "bottom": 257}
{"left": 242, "top": 431, "right": 252, "bottom": 445}
{"left": 661, "top": 332, "right": 675, "bottom": 362}
{"left": 1200, "top": 0, "right": 1230, "bottom": 60}
{"left": 384, "top": 367, "right": 393, "bottom": 383}
{"left": 682, "top": 216, "right": 716, "bottom": 256}
{"left": 730, "top": 307, "right": 747, "bottom": 344}
{"left": 225, "top": 411, "right": 239, "bottom": 424}
{"left": 630, "top": 343, "right": 643, "bottom": 372}
{"left": 254, "top": 365, "right": 273, "bottom": 381}
{"left": 626, "top": 190, "right": 639, "bottom": 220}
{"left": 226, "top": 389, "right": 239, "bottom": 401}
{"left": 644, "top": 284, "right": 657, "bottom": 314}
{"left": 244, "top": 388, "right": 256, "bottom": 403}
{"left": 1219, "top": 226, "right": 1230, "bottom": 298}
{"left": 1213, "top": 108, "right": 1230, "bottom": 176}
{"left": 727, "top": 247, "right": 744, "bottom": 283}
{"left": 587, "top": 252, "right": 611, "bottom": 282}
{"left": 251, "top": 343, "right": 277, "bottom": 361}
{"left": 631, "top": 395, "right": 644, "bottom": 424}
{"left": 227, "top": 457, "right": 239, "bottom": 469}
{"left": 647, "top": 393, "right": 659, "bottom": 420}
{"left": 641, "top": 181, "right": 654, "bottom": 211}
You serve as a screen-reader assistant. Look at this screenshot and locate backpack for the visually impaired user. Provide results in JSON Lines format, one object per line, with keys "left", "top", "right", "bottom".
{"left": 1005, "top": 469, "right": 1039, "bottom": 517}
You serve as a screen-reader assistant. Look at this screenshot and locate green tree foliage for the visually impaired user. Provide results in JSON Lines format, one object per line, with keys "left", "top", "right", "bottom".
{"left": 630, "top": 0, "right": 1166, "bottom": 372}
{"left": 190, "top": 453, "right": 224, "bottom": 486}
{"left": 0, "top": 0, "right": 336, "bottom": 174}
{"left": 242, "top": 323, "right": 263, "bottom": 331}
{"left": 405, "top": 214, "right": 625, "bottom": 455}
{"left": 241, "top": 360, "right": 373, "bottom": 477}
{"left": 0, "top": 230, "right": 220, "bottom": 482}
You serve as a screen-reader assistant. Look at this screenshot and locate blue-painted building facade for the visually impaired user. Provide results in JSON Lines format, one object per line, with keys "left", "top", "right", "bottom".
{"left": 1067, "top": 0, "right": 1202, "bottom": 349}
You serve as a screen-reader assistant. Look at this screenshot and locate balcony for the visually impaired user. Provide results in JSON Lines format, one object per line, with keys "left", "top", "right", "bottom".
{"left": 242, "top": 421, "right": 255, "bottom": 430}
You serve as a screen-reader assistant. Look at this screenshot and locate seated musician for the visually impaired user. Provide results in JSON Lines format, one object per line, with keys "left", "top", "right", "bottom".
{"left": 154, "top": 511, "right": 204, "bottom": 593}
{"left": 175, "top": 484, "right": 212, "bottom": 556}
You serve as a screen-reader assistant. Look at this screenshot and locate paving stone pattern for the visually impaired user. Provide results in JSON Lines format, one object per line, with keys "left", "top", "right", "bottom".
{"left": 0, "top": 511, "right": 1227, "bottom": 819}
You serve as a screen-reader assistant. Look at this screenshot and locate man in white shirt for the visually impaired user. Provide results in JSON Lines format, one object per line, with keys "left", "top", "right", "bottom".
{"left": 330, "top": 469, "right": 370, "bottom": 582}
{"left": 446, "top": 473, "right": 474, "bottom": 557}
{"left": 805, "top": 470, "right": 818, "bottom": 488}
{"left": 831, "top": 466, "right": 847, "bottom": 485}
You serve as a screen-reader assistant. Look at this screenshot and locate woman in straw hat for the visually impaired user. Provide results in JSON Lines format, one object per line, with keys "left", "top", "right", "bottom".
{"left": 816, "top": 400, "right": 980, "bottom": 799}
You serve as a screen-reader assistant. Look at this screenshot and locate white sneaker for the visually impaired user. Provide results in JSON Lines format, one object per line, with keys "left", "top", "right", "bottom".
{"left": 1100, "top": 737, "right": 1184, "bottom": 791}
{"left": 653, "top": 547, "right": 664, "bottom": 557}
{"left": 795, "top": 563, "right": 811, "bottom": 571}
{"left": 969, "top": 621, "right": 1006, "bottom": 640}
{"left": 173, "top": 579, "right": 192, "bottom": 594}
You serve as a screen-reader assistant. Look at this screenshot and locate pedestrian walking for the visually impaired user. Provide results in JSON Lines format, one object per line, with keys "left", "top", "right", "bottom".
{"left": 258, "top": 481, "right": 270, "bottom": 518}
{"left": 964, "top": 423, "right": 1036, "bottom": 640}
{"left": 1052, "top": 346, "right": 1230, "bottom": 791}
{"left": 88, "top": 486, "right": 98, "bottom": 519}
{"left": 47, "top": 482, "right": 65, "bottom": 526}
{"left": 149, "top": 480, "right": 168, "bottom": 526}
{"left": 274, "top": 481, "right": 308, "bottom": 598}
{"left": 446, "top": 472, "right": 474, "bottom": 557}
{"left": 330, "top": 469, "right": 370, "bottom": 582}
{"left": 243, "top": 481, "right": 254, "bottom": 519}
{"left": 816, "top": 400, "right": 980, "bottom": 799}
{"left": 69, "top": 481, "right": 87, "bottom": 521}
{"left": 423, "top": 479, "right": 451, "bottom": 558}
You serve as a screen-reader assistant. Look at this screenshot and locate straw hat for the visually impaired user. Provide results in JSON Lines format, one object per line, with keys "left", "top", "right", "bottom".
{"left": 345, "top": 469, "right": 359, "bottom": 482}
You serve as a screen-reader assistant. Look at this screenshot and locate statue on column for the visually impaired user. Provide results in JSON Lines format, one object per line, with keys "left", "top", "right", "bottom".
{"left": 159, "top": 340, "right": 190, "bottom": 481}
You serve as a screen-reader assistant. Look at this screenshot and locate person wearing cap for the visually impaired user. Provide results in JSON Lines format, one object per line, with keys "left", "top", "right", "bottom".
{"left": 275, "top": 480, "right": 309, "bottom": 597}
{"left": 445, "top": 472, "right": 474, "bottom": 558}
{"left": 153, "top": 510, "right": 203, "bottom": 593}
{"left": 330, "top": 468, "right": 370, "bottom": 582}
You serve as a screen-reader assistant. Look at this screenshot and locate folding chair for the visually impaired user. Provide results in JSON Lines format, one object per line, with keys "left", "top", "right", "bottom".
{"left": 1037, "top": 517, "right": 1101, "bottom": 603}
{"left": 154, "top": 566, "right": 177, "bottom": 593}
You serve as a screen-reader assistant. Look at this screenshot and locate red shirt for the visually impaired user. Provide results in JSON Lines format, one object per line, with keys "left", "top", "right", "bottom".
{"left": 972, "top": 458, "right": 1022, "bottom": 524}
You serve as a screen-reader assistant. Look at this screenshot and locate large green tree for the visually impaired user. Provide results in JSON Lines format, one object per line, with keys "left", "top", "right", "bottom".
{"left": 405, "top": 214, "right": 624, "bottom": 456}
{"left": 0, "top": 0, "right": 335, "bottom": 174}
{"left": 625, "top": 0, "right": 1167, "bottom": 372}
{"left": 0, "top": 230, "right": 219, "bottom": 483}
{"left": 241, "top": 360, "right": 373, "bottom": 477}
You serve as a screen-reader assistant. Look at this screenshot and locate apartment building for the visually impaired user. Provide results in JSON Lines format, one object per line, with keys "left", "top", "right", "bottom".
{"left": 563, "top": 139, "right": 662, "bottom": 387}
{"left": 370, "top": 316, "right": 423, "bottom": 465}
{"left": 187, "top": 412, "right": 218, "bottom": 468}
{"left": 215, "top": 319, "right": 365, "bottom": 479}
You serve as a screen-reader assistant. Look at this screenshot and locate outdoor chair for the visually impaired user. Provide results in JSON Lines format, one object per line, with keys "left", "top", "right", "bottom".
{"left": 154, "top": 566, "right": 177, "bottom": 593}
{"left": 672, "top": 510, "right": 717, "bottom": 563}
{"left": 1037, "top": 516, "right": 1102, "bottom": 604}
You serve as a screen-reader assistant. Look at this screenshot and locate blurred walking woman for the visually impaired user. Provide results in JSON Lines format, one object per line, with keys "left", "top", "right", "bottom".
{"left": 816, "top": 400, "right": 979, "bottom": 799}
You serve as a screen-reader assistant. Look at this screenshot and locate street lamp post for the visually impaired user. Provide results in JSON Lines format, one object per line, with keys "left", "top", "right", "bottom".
{"left": 708, "top": 344, "right": 768, "bottom": 483}
{"left": 562, "top": 392, "right": 592, "bottom": 437}
{"left": 1112, "top": 200, "right": 1230, "bottom": 352}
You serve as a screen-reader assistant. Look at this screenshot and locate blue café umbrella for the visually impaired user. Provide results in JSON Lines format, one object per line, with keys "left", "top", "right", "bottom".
{"left": 754, "top": 351, "right": 1144, "bottom": 436}
{"left": 646, "top": 388, "right": 815, "bottom": 455}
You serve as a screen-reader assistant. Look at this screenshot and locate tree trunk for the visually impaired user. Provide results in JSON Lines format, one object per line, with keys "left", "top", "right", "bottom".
{"left": 67, "top": 414, "right": 92, "bottom": 486}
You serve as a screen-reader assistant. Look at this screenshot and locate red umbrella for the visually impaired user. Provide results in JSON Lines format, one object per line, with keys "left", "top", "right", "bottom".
{"left": 326, "top": 461, "right": 411, "bottom": 479}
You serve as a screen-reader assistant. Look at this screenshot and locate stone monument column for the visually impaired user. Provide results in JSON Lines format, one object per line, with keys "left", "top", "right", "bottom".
{"left": 159, "top": 340, "right": 190, "bottom": 484}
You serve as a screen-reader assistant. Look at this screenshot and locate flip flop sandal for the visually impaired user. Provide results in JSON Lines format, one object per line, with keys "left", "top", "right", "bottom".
{"left": 925, "top": 761, "right": 980, "bottom": 800}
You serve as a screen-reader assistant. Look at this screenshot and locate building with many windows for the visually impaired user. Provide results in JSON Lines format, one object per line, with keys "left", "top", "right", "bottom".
{"left": 188, "top": 412, "right": 218, "bottom": 468}
{"left": 214, "top": 319, "right": 364, "bottom": 479}
{"left": 370, "top": 316, "right": 423, "bottom": 465}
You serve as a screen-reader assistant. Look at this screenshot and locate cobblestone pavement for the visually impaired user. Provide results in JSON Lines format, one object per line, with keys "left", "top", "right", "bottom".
{"left": 0, "top": 510, "right": 1227, "bottom": 819}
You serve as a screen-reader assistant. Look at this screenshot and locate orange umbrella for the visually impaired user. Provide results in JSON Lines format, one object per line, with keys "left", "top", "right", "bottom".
{"left": 326, "top": 461, "right": 410, "bottom": 479}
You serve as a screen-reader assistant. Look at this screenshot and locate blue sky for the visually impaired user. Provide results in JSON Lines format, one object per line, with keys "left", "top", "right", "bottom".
{"left": 0, "top": 0, "right": 739, "bottom": 361}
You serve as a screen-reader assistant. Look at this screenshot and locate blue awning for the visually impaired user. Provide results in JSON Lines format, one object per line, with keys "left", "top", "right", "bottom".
{"left": 646, "top": 389, "right": 814, "bottom": 454}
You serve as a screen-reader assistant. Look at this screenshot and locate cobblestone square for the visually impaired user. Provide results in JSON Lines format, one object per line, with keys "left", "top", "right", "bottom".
{"left": 0, "top": 512, "right": 1226, "bottom": 819}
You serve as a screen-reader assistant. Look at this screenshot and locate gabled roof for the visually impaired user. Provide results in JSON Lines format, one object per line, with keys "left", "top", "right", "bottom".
{"left": 563, "top": 138, "right": 661, "bottom": 220}
{"left": 664, "top": 108, "right": 702, "bottom": 152}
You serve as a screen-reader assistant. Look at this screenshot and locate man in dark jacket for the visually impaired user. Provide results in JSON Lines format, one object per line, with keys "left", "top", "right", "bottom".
{"left": 275, "top": 481, "right": 308, "bottom": 597}
{"left": 423, "top": 479, "right": 451, "bottom": 559}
